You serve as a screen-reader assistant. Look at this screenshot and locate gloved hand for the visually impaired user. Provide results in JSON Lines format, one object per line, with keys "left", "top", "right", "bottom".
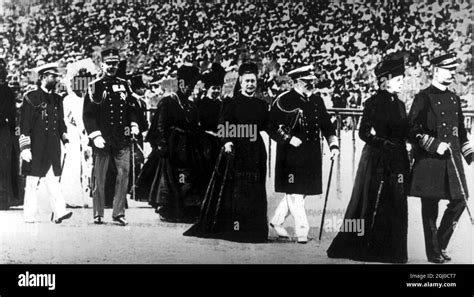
{"left": 289, "top": 136, "right": 302, "bottom": 147}
{"left": 436, "top": 142, "right": 450, "bottom": 155}
{"left": 224, "top": 142, "right": 233, "bottom": 154}
{"left": 93, "top": 136, "right": 106, "bottom": 149}
{"left": 131, "top": 125, "right": 139, "bottom": 136}
{"left": 21, "top": 149, "right": 32, "bottom": 162}
{"left": 62, "top": 133, "right": 69, "bottom": 150}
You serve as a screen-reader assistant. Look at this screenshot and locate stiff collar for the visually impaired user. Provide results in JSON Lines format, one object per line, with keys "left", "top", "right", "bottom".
{"left": 293, "top": 87, "right": 308, "bottom": 100}
{"left": 41, "top": 86, "right": 53, "bottom": 94}
{"left": 431, "top": 80, "right": 448, "bottom": 92}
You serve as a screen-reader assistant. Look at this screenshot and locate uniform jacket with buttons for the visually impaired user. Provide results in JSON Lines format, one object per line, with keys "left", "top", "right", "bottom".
{"left": 408, "top": 84, "right": 471, "bottom": 200}
{"left": 19, "top": 88, "right": 67, "bottom": 177}
{"left": 268, "top": 89, "right": 338, "bottom": 195}
{"left": 83, "top": 75, "right": 138, "bottom": 151}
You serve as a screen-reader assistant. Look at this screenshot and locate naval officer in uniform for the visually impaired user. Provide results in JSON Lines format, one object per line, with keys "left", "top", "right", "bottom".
{"left": 268, "top": 65, "right": 339, "bottom": 243}
{"left": 408, "top": 52, "right": 473, "bottom": 263}
{"left": 19, "top": 63, "right": 73, "bottom": 223}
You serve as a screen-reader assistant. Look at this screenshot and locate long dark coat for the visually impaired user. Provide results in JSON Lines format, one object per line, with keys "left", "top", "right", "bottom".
{"left": 136, "top": 91, "right": 204, "bottom": 222}
{"left": 268, "top": 89, "right": 338, "bottom": 195}
{"left": 19, "top": 88, "right": 67, "bottom": 177}
{"left": 184, "top": 93, "right": 269, "bottom": 243}
{"left": 327, "top": 90, "right": 409, "bottom": 263}
{"left": 408, "top": 85, "right": 470, "bottom": 200}
{"left": 0, "top": 84, "right": 21, "bottom": 209}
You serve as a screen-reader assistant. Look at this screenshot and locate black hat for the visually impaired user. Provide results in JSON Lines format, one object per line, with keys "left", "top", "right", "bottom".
{"left": 374, "top": 57, "right": 405, "bottom": 80}
{"left": 131, "top": 74, "right": 146, "bottom": 90}
{"left": 177, "top": 64, "right": 200, "bottom": 85}
{"left": 201, "top": 63, "right": 226, "bottom": 88}
{"left": 238, "top": 62, "right": 258, "bottom": 76}
{"left": 430, "top": 52, "right": 458, "bottom": 70}
{"left": 101, "top": 47, "right": 119, "bottom": 62}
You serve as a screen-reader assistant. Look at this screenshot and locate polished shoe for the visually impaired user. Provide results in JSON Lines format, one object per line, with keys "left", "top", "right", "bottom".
{"left": 113, "top": 216, "right": 128, "bottom": 226}
{"left": 94, "top": 216, "right": 104, "bottom": 224}
{"left": 55, "top": 212, "right": 73, "bottom": 224}
{"left": 440, "top": 250, "right": 452, "bottom": 261}
{"left": 297, "top": 236, "right": 309, "bottom": 244}
{"left": 427, "top": 255, "right": 445, "bottom": 264}
{"left": 270, "top": 223, "right": 290, "bottom": 238}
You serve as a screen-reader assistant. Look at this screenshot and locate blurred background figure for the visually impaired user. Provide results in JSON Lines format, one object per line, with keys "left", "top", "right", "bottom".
{"left": 61, "top": 68, "right": 93, "bottom": 209}
{"left": 128, "top": 74, "right": 149, "bottom": 198}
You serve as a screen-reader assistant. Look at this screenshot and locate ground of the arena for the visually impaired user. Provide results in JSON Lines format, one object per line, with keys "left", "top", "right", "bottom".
{"left": 1, "top": 131, "right": 472, "bottom": 264}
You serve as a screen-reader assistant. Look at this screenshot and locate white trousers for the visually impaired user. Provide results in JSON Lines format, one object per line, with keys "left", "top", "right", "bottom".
{"left": 23, "top": 166, "right": 68, "bottom": 222}
{"left": 270, "top": 194, "right": 309, "bottom": 238}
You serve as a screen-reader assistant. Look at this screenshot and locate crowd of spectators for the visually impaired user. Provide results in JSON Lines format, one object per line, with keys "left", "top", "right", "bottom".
{"left": 1, "top": 0, "right": 472, "bottom": 109}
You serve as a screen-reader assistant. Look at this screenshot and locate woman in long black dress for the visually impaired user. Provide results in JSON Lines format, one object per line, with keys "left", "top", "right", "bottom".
{"left": 327, "top": 56, "right": 409, "bottom": 263}
{"left": 184, "top": 62, "right": 270, "bottom": 243}
{"left": 0, "top": 61, "right": 21, "bottom": 210}
{"left": 135, "top": 65, "right": 204, "bottom": 223}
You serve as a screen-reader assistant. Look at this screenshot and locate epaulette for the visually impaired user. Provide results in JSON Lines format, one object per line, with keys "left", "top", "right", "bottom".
{"left": 274, "top": 90, "right": 300, "bottom": 113}
{"left": 272, "top": 91, "right": 290, "bottom": 107}
{"left": 23, "top": 89, "right": 40, "bottom": 107}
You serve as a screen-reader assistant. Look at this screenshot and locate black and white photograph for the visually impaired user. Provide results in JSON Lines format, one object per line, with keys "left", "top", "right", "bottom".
{"left": 0, "top": 0, "right": 473, "bottom": 294}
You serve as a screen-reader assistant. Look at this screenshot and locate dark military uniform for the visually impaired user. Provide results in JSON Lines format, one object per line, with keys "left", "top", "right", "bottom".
{"left": 83, "top": 75, "right": 138, "bottom": 219}
{"left": 408, "top": 84, "right": 472, "bottom": 260}
{"left": 19, "top": 88, "right": 68, "bottom": 177}
{"left": 83, "top": 76, "right": 138, "bottom": 151}
{"left": 269, "top": 89, "right": 338, "bottom": 195}
{"left": 20, "top": 86, "right": 71, "bottom": 222}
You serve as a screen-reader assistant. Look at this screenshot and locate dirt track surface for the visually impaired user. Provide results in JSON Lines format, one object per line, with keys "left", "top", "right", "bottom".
{"left": 1, "top": 131, "right": 472, "bottom": 264}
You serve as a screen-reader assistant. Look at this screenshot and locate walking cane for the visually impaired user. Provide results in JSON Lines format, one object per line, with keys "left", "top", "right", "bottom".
{"left": 213, "top": 149, "right": 234, "bottom": 228}
{"left": 58, "top": 152, "right": 67, "bottom": 183}
{"left": 367, "top": 156, "right": 391, "bottom": 246}
{"left": 447, "top": 147, "right": 473, "bottom": 224}
{"left": 319, "top": 156, "right": 335, "bottom": 241}
{"left": 370, "top": 176, "right": 385, "bottom": 233}
{"left": 201, "top": 148, "right": 224, "bottom": 217}
{"left": 131, "top": 134, "right": 137, "bottom": 201}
